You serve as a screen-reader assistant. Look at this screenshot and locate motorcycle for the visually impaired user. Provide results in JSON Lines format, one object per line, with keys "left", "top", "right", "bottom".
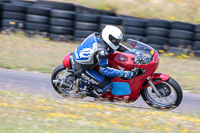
{"left": 51, "top": 39, "right": 183, "bottom": 110}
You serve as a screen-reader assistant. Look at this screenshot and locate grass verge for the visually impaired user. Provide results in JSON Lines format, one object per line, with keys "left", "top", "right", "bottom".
{"left": 0, "top": 33, "right": 200, "bottom": 93}
{"left": 0, "top": 89, "right": 199, "bottom": 133}
{"left": 50, "top": 0, "right": 200, "bottom": 24}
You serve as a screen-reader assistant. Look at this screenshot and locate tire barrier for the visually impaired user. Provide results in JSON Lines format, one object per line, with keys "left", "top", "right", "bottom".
{"left": 194, "top": 25, "right": 200, "bottom": 56}
{"left": 0, "top": 3, "right": 26, "bottom": 32}
{"left": 74, "top": 22, "right": 99, "bottom": 31}
{"left": 148, "top": 19, "right": 170, "bottom": 29}
{"left": 122, "top": 18, "right": 146, "bottom": 28}
{"left": 1, "top": 19, "right": 24, "bottom": 30}
{"left": 195, "top": 50, "right": 200, "bottom": 57}
{"left": 49, "top": 9, "right": 75, "bottom": 41}
{"left": 99, "top": 15, "right": 122, "bottom": 35}
{"left": 171, "top": 21, "right": 195, "bottom": 31}
{"left": 0, "top": 0, "right": 200, "bottom": 57}
{"left": 122, "top": 18, "right": 147, "bottom": 42}
{"left": 12, "top": 0, "right": 34, "bottom": 6}
{"left": 25, "top": 23, "right": 49, "bottom": 32}
{"left": 75, "top": 13, "right": 100, "bottom": 23}
{"left": 24, "top": 4, "right": 50, "bottom": 37}
{"left": 146, "top": 19, "right": 169, "bottom": 51}
{"left": 146, "top": 27, "right": 169, "bottom": 37}
{"left": 74, "top": 14, "right": 100, "bottom": 42}
{"left": 1, "top": 3, "right": 26, "bottom": 13}
{"left": 168, "top": 21, "right": 195, "bottom": 54}
{"left": 193, "top": 41, "right": 200, "bottom": 50}
{"left": 50, "top": 18, "right": 73, "bottom": 27}
{"left": 27, "top": 6, "right": 50, "bottom": 16}
{"left": 51, "top": 9, "right": 75, "bottom": 19}
{"left": 146, "top": 19, "right": 169, "bottom": 52}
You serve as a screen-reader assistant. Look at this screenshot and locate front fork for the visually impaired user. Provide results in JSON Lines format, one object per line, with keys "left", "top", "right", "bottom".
{"left": 146, "top": 77, "right": 162, "bottom": 98}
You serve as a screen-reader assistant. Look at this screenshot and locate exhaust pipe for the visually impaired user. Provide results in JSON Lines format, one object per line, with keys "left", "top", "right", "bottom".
{"left": 53, "top": 79, "right": 72, "bottom": 88}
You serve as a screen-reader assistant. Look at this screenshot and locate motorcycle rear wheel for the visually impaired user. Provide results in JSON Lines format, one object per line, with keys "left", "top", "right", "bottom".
{"left": 141, "top": 77, "right": 183, "bottom": 110}
{"left": 51, "top": 64, "right": 74, "bottom": 97}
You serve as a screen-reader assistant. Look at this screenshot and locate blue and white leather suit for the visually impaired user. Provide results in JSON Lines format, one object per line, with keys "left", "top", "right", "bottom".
{"left": 73, "top": 32, "right": 129, "bottom": 92}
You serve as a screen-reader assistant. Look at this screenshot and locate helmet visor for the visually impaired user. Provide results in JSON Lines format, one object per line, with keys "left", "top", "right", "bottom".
{"left": 109, "top": 34, "right": 121, "bottom": 46}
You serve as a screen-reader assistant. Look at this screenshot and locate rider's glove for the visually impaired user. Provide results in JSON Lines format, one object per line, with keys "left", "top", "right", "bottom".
{"left": 119, "top": 70, "right": 134, "bottom": 80}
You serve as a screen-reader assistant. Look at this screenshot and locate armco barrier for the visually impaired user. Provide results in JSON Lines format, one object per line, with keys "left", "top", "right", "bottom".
{"left": 0, "top": 0, "right": 200, "bottom": 57}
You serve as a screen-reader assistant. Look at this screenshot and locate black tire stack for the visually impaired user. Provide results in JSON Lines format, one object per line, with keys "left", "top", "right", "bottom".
{"left": 49, "top": 9, "right": 75, "bottom": 41}
{"left": 0, "top": 1, "right": 199, "bottom": 57}
{"left": 37, "top": 1, "right": 75, "bottom": 41}
{"left": 25, "top": 5, "right": 50, "bottom": 37}
{"left": 12, "top": 0, "right": 34, "bottom": 6}
{"left": 146, "top": 19, "right": 170, "bottom": 51}
{"left": 74, "top": 14, "right": 100, "bottom": 42}
{"left": 0, "top": 2, "right": 26, "bottom": 32}
{"left": 122, "top": 18, "right": 147, "bottom": 43}
{"left": 193, "top": 25, "right": 200, "bottom": 57}
{"left": 169, "top": 21, "right": 194, "bottom": 53}
{"left": 99, "top": 15, "right": 122, "bottom": 33}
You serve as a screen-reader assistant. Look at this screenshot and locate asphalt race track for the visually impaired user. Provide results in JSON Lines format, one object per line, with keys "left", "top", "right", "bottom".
{"left": 0, "top": 68, "right": 200, "bottom": 114}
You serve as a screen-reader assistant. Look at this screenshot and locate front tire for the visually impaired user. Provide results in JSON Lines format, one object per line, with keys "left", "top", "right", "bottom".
{"left": 141, "top": 77, "right": 183, "bottom": 110}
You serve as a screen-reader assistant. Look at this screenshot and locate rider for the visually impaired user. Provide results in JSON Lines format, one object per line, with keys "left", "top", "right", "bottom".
{"left": 72, "top": 25, "right": 136, "bottom": 94}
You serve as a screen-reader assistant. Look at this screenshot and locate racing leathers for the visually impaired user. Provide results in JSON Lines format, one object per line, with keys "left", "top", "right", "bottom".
{"left": 72, "top": 32, "right": 133, "bottom": 93}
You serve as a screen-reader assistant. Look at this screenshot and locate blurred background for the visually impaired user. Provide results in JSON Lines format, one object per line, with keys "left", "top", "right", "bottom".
{"left": 0, "top": 0, "right": 200, "bottom": 56}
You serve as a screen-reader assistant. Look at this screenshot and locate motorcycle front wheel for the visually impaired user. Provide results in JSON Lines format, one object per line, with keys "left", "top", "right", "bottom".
{"left": 140, "top": 77, "right": 183, "bottom": 110}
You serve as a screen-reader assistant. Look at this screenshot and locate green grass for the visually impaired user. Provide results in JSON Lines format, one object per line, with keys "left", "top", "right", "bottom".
{"left": 0, "top": 89, "right": 199, "bottom": 133}
{"left": 0, "top": 33, "right": 200, "bottom": 94}
{"left": 0, "top": 32, "right": 77, "bottom": 72}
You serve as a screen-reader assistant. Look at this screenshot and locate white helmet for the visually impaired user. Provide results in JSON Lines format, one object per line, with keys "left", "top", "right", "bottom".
{"left": 102, "top": 25, "right": 123, "bottom": 50}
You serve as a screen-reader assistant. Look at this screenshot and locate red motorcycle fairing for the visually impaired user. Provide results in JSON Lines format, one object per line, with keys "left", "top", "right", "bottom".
{"left": 101, "top": 51, "right": 166, "bottom": 102}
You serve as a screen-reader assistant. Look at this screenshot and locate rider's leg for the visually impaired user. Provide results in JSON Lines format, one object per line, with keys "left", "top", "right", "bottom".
{"left": 81, "top": 69, "right": 112, "bottom": 94}
{"left": 65, "top": 61, "right": 86, "bottom": 85}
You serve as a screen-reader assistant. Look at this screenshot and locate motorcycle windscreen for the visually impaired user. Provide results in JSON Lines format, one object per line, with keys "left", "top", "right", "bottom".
{"left": 111, "top": 82, "right": 131, "bottom": 96}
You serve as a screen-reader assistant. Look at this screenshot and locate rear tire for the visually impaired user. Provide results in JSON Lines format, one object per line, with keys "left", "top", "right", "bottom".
{"left": 141, "top": 77, "right": 183, "bottom": 110}
{"left": 51, "top": 64, "right": 74, "bottom": 97}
